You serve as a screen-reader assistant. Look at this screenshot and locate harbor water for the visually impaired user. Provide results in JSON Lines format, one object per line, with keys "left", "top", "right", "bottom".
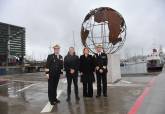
{"left": 121, "top": 62, "right": 147, "bottom": 74}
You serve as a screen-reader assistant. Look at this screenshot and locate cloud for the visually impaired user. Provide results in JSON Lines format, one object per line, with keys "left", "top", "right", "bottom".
{"left": 0, "top": 0, "right": 165, "bottom": 60}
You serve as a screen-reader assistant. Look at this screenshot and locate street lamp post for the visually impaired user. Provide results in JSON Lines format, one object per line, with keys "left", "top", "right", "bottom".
{"left": 6, "top": 25, "right": 11, "bottom": 68}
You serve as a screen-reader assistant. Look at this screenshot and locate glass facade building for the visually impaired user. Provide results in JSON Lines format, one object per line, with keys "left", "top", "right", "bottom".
{"left": 0, "top": 22, "right": 25, "bottom": 66}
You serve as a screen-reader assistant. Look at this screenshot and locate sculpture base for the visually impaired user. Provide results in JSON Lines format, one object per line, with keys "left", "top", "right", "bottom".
{"left": 107, "top": 54, "right": 121, "bottom": 83}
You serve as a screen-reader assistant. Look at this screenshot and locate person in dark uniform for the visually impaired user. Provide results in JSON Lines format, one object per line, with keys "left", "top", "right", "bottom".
{"left": 45, "top": 44, "right": 63, "bottom": 105}
{"left": 64, "top": 47, "right": 80, "bottom": 102}
{"left": 80, "top": 48, "right": 95, "bottom": 97}
{"left": 94, "top": 44, "right": 108, "bottom": 97}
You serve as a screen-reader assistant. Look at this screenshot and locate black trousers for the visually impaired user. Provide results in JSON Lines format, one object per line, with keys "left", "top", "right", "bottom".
{"left": 82, "top": 74, "right": 93, "bottom": 97}
{"left": 66, "top": 74, "right": 78, "bottom": 98}
{"left": 96, "top": 73, "right": 107, "bottom": 96}
{"left": 48, "top": 74, "right": 60, "bottom": 103}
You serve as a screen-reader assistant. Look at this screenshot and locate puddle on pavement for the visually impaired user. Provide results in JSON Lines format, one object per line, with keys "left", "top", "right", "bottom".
{"left": 0, "top": 81, "right": 33, "bottom": 98}
{"left": 0, "top": 81, "right": 34, "bottom": 114}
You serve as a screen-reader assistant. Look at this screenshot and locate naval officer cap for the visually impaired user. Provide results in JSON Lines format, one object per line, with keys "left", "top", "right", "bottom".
{"left": 52, "top": 44, "right": 60, "bottom": 49}
{"left": 96, "top": 44, "right": 103, "bottom": 48}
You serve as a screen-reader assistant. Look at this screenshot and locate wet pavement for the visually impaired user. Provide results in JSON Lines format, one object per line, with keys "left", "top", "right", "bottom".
{"left": 137, "top": 70, "right": 165, "bottom": 114}
{"left": 0, "top": 72, "right": 157, "bottom": 114}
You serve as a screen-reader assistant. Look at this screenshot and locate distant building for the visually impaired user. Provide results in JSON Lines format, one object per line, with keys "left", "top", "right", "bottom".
{"left": 0, "top": 22, "right": 25, "bottom": 66}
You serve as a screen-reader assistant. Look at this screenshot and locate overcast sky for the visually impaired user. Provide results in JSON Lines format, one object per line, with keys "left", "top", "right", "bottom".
{"left": 0, "top": 0, "right": 165, "bottom": 60}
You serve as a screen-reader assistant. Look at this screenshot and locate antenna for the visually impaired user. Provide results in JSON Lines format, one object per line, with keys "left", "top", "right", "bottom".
{"left": 72, "top": 31, "right": 76, "bottom": 48}
{"left": 49, "top": 42, "right": 52, "bottom": 54}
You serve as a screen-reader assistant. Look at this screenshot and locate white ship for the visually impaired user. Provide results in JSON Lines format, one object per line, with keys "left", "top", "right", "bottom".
{"left": 146, "top": 48, "right": 164, "bottom": 72}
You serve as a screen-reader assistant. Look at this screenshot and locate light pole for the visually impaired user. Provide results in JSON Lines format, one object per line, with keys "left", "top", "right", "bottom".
{"left": 6, "top": 25, "right": 11, "bottom": 67}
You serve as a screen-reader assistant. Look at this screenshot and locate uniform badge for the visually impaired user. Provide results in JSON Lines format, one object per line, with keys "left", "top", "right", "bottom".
{"left": 102, "top": 56, "right": 106, "bottom": 59}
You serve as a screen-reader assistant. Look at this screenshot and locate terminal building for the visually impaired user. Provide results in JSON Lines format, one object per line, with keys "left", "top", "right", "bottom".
{"left": 0, "top": 22, "right": 25, "bottom": 66}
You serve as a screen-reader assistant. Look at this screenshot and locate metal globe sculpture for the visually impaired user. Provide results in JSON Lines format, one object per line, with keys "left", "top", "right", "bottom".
{"left": 81, "top": 7, "right": 127, "bottom": 54}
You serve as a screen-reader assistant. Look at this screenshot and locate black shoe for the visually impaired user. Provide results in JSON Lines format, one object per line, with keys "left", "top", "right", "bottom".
{"left": 76, "top": 96, "right": 80, "bottom": 101}
{"left": 88, "top": 95, "right": 93, "bottom": 98}
{"left": 55, "top": 99, "right": 60, "bottom": 103}
{"left": 50, "top": 102, "right": 56, "bottom": 105}
{"left": 96, "top": 95, "right": 101, "bottom": 98}
{"left": 104, "top": 95, "right": 108, "bottom": 97}
{"left": 83, "top": 95, "right": 87, "bottom": 97}
{"left": 66, "top": 97, "right": 70, "bottom": 102}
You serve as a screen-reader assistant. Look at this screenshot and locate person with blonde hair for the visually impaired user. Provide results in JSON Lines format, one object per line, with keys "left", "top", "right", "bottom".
{"left": 79, "top": 48, "right": 95, "bottom": 97}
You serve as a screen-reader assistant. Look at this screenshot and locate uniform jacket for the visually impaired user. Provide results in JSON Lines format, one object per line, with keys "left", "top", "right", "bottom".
{"left": 64, "top": 53, "right": 79, "bottom": 76}
{"left": 45, "top": 54, "right": 63, "bottom": 76}
{"left": 93, "top": 52, "right": 108, "bottom": 74}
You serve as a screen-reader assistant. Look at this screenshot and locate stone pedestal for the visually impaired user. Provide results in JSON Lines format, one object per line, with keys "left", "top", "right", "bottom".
{"left": 107, "top": 54, "right": 121, "bottom": 83}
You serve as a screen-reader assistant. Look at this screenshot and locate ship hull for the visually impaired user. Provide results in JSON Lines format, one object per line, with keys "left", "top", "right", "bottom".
{"left": 147, "top": 66, "right": 163, "bottom": 72}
